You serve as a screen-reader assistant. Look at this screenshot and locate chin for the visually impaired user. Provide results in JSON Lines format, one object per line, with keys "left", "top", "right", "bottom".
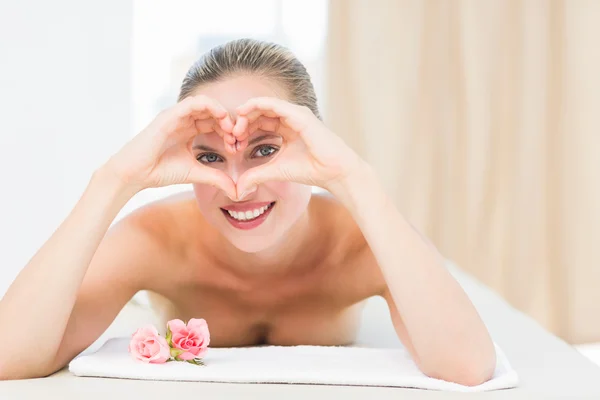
{"left": 196, "top": 186, "right": 312, "bottom": 253}
{"left": 214, "top": 200, "right": 284, "bottom": 253}
{"left": 226, "top": 235, "right": 278, "bottom": 253}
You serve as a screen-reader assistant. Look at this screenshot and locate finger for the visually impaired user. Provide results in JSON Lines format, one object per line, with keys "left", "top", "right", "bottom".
{"left": 211, "top": 119, "right": 233, "bottom": 138}
{"left": 195, "top": 119, "right": 236, "bottom": 154}
{"left": 224, "top": 133, "right": 237, "bottom": 145}
{"left": 235, "top": 139, "right": 248, "bottom": 152}
{"left": 236, "top": 164, "right": 284, "bottom": 201}
{"left": 187, "top": 165, "right": 237, "bottom": 200}
{"left": 237, "top": 97, "right": 311, "bottom": 135}
{"left": 232, "top": 116, "right": 249, "bottom": 139}
{"left": 155, "top": 96, "right": 225, "bottom": 141}
{"left": 225, "top": 142, "right": 237, "bottom": 154}
{"left": 217, "top": 112, "right": 235, "bottom": 133}
{"left": 180, "top": 95, "right": 228, "bottom": 122}
{"left": 247, "top": 116, "right": 282, "bottom": 136}
{"left": 236, "top": 96, "right": 293, "bottom": 117}
{"left": 237, "top": 99, "right": 283, "bottom": 129}
{"left": 234, "top": 129, "right": 250, "bottom": 142}
{"left": 213, "top": 123, "right": 236, "bottom": 144}
{"left": 181, "top": 96, "right": 235, "bottom": 137}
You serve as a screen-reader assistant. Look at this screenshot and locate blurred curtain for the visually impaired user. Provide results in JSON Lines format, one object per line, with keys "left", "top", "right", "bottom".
{"left": 324, "top": 0, "right": 600, "bottom": 343}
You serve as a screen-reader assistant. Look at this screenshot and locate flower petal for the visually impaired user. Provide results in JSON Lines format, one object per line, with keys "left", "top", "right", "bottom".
{"left": 167, "top": 319, "right": 187, "bottom": 333}
{"left": 195, "top": 347, "right": 208, "bottom": 358}
{"left": 186, "top": 318, "right": 208, "bottom": 332}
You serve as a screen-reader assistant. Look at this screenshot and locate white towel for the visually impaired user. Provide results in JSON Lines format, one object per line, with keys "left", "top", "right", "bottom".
{"left": 69, "top": 338, "right": 518, "bottom": 392}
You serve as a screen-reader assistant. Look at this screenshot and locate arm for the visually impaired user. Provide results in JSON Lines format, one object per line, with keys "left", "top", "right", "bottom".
{"left": 0, "top": 167, "right": 140, "bottom": 379}
{"left": 331, "top": 163, "right": 497, "bottom": 386}
{"left": 0, "top": 95, "right": 237, "bottom": 380}
{"left": 229, "top": 96, "right": 496, "bottom": 385}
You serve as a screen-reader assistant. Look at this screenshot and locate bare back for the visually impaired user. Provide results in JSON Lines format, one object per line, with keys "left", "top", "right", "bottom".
{"left": 134, "top": 191, "right": 387, "bottom": 347}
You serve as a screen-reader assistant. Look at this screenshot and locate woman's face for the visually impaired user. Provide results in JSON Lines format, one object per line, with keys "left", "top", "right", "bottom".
{"left": 190, "top": 76, "right": 312, "bottom": 253}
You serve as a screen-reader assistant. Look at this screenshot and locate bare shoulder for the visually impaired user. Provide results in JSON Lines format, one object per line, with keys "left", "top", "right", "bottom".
{"left": 309, "top": 191, "right": 366, "bottom": 256}
{"left": 123, "top": 191, "right": 197, "bottom": 235}
{"left": 111, "top": 191, "right": 202, "bottom": 286}
{"left": 310, "top": 191, "right": 387, "bottom": 300}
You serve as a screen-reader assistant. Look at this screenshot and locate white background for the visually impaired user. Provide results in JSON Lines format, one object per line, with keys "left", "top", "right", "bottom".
{"left": 0, "top": 0, "right": 327, "bottom": 297}
{"left": 0, "top": 1, "right": 133, "bottom": 296}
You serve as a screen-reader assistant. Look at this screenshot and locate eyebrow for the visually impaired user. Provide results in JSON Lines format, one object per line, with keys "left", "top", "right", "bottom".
{"left": 248, "top": 134, "right": 280, "bottom": 146}
{"left": 192, "top": 134, "right": 280, "bottom": 152}
{"left": 192, "top": 144, "right": 218, "bottom": 152}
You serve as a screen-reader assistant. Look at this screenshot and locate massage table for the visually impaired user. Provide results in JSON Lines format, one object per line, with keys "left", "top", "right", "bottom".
{"left": 2, "top": 261, "right": 599, "bottom": 398}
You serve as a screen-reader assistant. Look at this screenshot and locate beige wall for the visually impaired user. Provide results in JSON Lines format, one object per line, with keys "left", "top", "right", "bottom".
{"left": 325, "top": 0, "right": 600, "bottom": 343}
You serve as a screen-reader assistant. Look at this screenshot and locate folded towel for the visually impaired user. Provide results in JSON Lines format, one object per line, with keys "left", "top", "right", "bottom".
{"left": 69, "top": 338, "right": 518, "bottom": 392}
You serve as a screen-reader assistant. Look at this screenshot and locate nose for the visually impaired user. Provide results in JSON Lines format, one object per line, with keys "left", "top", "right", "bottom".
{"left": 224, "top": 161, "right": 258, "bottom": 201}
{"left": 227, "top": 163, "right": 242, "bottom": 183}
{"left": 224, "top": 159, "right": 254, "bottom": 184}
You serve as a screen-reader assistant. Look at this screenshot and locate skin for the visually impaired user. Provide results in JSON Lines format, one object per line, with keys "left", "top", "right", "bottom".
{"left": 141, "top": 190, "right": 377, "bottom": 348}
{"left": 140, "top": 77, "right": 377, "bottom": 348}
{"left": 0, "top": 75, "right": 496, "bottom": 386}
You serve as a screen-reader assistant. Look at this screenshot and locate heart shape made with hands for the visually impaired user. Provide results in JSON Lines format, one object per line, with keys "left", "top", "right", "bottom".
{"left": 189, "top": 113, "right": 287, "bottom": 202}
{"left": 191, "top": 96, "right": 356, "bottom": 202}
{"left": 220, "top": 115, "right": 293, "bottom": 201}
{"left": 224, "top": 98, "right": 325, "bottom": 201}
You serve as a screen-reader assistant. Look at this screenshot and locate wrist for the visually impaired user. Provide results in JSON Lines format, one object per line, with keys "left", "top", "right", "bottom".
{"left": 328, "top": 161, "right": 389, "bottom": 213}
{"left": 92, "top": 163, "right": 141, "bottom": 205}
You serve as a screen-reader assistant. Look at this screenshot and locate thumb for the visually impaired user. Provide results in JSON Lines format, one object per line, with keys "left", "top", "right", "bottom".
{"left": 187, "top": 164, "right": 237, "bottom": 200}
{"left": 236, "top": 164, "right": 283, "bottom": 201}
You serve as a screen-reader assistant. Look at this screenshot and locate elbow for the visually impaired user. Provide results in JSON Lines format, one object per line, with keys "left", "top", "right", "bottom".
{"left": 451, "top": 360, "right": 496, "bottom": 387}
{"left": 0, "top": 360, "right": 58, "bottom": 381}
{"left": 420, "top": 346, "right": 497, "bottom": 387}
{"left": 0, "top": 359, "right": 14, "bottom": 381}
{"left": 0, "top": 365, "right": 33, "bottom": 381}
{"left": 0, "top": 363, "right": 22, "bottom": 381}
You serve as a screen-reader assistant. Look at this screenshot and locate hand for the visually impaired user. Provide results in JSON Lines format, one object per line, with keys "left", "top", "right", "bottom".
{"left": 104, "top": 95, "right": 238, "bottom": 198}
{"left": 231, "top": 97, "right": 362, "bottom": 198}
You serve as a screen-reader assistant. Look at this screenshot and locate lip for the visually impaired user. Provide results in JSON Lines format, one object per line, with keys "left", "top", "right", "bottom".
{"left": 221, "top": 201, "right": 273, "bottom": 212}
{"left": 220, "top": 201, "right": 276, "bottom": 230}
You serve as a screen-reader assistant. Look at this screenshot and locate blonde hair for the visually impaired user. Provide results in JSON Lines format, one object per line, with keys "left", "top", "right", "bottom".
{"left": 178, "top": 38, "right": 321, "bottom": 119}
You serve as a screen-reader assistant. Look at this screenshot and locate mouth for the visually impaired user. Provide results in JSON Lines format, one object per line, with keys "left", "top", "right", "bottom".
{"left": 220, "top": 201, "right": 276, "bottom": 230}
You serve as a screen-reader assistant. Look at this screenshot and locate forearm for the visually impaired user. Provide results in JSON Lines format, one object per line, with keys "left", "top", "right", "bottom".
{"left": 0, "top": 165, "right": 136, "bottom": 376}
{"left": 330, "top": 164, "right": 496, "bottom": 383}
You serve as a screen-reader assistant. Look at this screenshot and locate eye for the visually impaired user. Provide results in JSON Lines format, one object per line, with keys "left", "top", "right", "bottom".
{"left": 197, "top": 153, "right": 223, "bottom": 164}
{"left": 252, "top": 145, "right": 278, "bottom": 158}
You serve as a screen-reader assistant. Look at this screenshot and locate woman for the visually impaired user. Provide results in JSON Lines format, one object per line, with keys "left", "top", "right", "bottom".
{"left": 0, "top": 39, "right": 495, "bottom": 384}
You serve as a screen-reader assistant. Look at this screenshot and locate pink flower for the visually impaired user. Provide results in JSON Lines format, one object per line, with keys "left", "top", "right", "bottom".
{"left": 166, "top": 318, "right": 210, "bottom": 361}
{"left": 128, "top": 325, "right": 170, "bottom": 364}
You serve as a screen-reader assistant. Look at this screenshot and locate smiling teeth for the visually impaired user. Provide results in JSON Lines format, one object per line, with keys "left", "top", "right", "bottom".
{"left": 227, "top": 203, "right": 272, "bottom": 221}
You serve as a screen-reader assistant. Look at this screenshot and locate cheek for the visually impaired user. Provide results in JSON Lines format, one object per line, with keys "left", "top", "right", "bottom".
{"left": 267, "top": 182, "right": 311, "bottom": 214}
{"left": 192, "top": 184, "right": 220, "bottom": 212}
{"left": 265, "top": 181, "right": 297, "bottom": 200}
